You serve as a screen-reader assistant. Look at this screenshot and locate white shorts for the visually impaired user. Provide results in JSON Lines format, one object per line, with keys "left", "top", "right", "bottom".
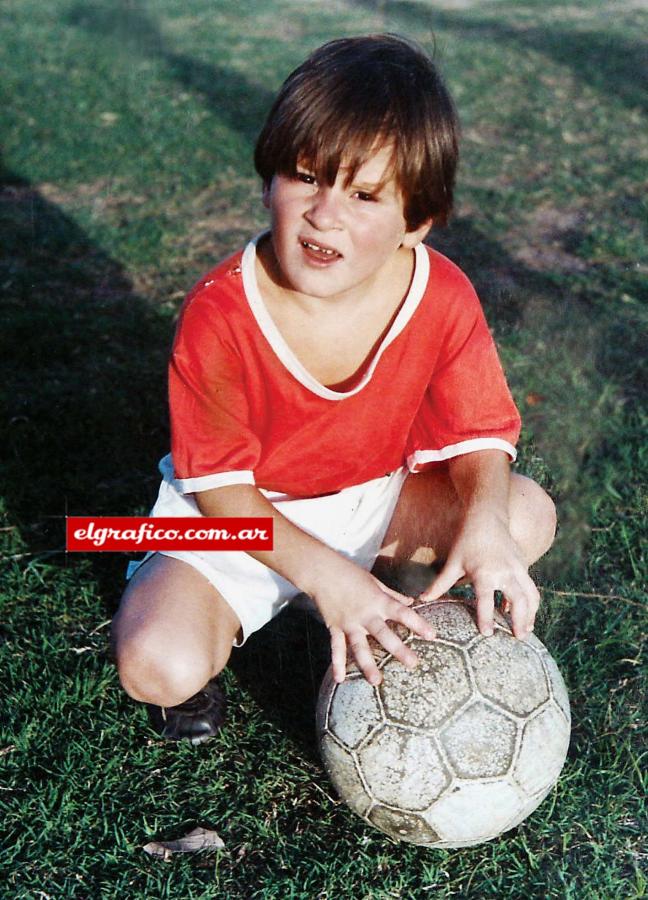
{"left": 127, "top": 455, "right": 408, "bottom": 645}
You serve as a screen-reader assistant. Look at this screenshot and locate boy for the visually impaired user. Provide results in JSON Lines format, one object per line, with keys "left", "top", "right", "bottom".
{"left": 113, "top": 35, "right": 556, "bottom": 744}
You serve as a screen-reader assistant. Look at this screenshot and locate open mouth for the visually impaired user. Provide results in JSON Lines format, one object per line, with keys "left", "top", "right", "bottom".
{"left": 300, "top": 239, "right": 342, "bottom": 260}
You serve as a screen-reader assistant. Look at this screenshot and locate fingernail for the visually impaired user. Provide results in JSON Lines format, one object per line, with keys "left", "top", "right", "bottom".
{"left": 482, "top": 628, "right": 494, "bottom": 637}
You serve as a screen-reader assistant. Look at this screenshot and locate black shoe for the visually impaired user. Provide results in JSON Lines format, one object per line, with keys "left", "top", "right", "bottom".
{"left": 147, "top": 678, "right": 226, "bottom": 745}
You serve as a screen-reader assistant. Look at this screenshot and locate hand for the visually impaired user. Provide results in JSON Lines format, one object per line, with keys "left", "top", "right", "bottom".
{"left": 310, "top": 559, "right": 436, "bottom": 686}
{"left": 420, "top": 509, "right": 540, "bottom": 640}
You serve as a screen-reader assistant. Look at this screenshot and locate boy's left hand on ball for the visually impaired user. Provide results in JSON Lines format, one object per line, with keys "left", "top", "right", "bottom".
{"left": 420, "top": 509, "right": 540, "bottom": 640}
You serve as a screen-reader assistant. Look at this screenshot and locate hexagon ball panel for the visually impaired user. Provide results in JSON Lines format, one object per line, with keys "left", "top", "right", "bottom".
{"left": 328, "top": 675, "right": 382, "bottom": 749}
{"left": 541, "top": 652, "right": 571, "bottom": 722}
{"left": 317, "top": 599, "right": 571, "bottom": 848}
{"left": 441, "top": 701, "right": 517, "bottom": 778}
{"left": 513, "top": 706, "right": 571, "bottom": 796}
{"left": 319, "top": 735, "right": 371, "bottom": 818}
{"left": 369, "top": 806, "right": 441, "bottom": 845}
{"left": 358, "top": 727, "right": 450, "bottom": 808}
{"left": 469, "top": 630, "right": 549, "bottom": 716}
{"left": 381, "top": 642, "right": 471, "bottom": 729}
{"left": 412, "top": 598, "right": 479, "bottom": 645}
{"left": 426, "top": 780, "right": 525, "bottom": 846}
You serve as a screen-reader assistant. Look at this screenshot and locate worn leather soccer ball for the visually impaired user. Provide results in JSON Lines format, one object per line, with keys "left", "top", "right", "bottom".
{"left": 316, "top": 599, "right": 570, "bottom": 847}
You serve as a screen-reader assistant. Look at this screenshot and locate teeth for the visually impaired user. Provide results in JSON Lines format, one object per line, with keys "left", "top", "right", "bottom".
{"left": 302, "top": 240, "right": 336, "bottom": 256}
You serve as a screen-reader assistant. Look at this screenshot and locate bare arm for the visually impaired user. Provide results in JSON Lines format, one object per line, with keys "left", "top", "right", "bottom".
{"left": 421, "top": 450, "right": 540, "bottom": 638}
{"left": 194, "top": 484, "right": 435, "bottom": 684}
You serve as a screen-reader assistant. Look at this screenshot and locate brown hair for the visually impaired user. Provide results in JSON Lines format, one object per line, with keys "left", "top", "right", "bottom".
{"left": 254, "top": 34, "right": 459, "bottom": 229}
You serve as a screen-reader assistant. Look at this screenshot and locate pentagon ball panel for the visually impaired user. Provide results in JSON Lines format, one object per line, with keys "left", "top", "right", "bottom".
{"left": 316, "top": 599, "right": 571, "bottom": 848}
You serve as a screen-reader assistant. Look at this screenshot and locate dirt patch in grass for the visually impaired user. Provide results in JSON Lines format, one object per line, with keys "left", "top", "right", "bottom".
{"left": 37, "top": 179, "right": 151, "bottom": 235}
{"left": 513, "top": 204, "right": 588, "bottom": 274}
{"left": 131, "top": 180, "right": 267, "bottom": 304}
{"left": 184, "top": 185, "right": 258, "bottom": 245}
{"left": 168, "top": 181, "right": 266, "bottom": 271}
{"left": 38, "top": 178, "right": 147, "bottom": 210}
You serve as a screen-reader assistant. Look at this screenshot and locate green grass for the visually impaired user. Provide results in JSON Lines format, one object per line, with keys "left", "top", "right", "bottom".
{"left": 1, "top": 0, "right": 646, "bottom": 896}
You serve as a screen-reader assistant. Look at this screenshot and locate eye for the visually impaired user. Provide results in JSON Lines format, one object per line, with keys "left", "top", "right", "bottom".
{"left": 354, "top": 191, "right": 376, "bottom": 202}
{"left": 296, "top": 171, "right": 317, "bottom": 185}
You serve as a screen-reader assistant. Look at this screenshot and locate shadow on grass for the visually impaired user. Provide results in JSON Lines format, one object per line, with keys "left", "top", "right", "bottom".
{"left": 355, "top": 0, "right": 648, "bottom": 113}
{"left": 230, "top": 607, "right": 331, "bottom": 761}
{"left": 0, "top": 158, "right": 171, "bottom": 592}
{"left": 65, "top": 2, "right": 277, "bottom": 143}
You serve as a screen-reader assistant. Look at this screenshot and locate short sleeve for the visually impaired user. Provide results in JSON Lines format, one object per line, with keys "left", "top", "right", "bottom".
{"left": 406, "top": 276, "right": 521, "bottom": 471}
{"left": 168, "top": 290, "right": 261, "bottom": 493}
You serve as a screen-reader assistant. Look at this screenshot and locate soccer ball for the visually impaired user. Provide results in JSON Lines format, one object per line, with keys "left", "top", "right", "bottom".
{"left": 316, "top": 598, "right": 570, "bottom": 847}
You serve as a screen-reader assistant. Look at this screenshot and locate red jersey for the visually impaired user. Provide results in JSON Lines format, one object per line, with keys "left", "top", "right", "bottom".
{"left": 169, "top": 237, "right": 521, "bottom": 498}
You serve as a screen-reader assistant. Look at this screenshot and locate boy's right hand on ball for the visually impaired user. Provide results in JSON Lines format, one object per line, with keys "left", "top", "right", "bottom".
{"left": 310, "top": 561, "right": 436, "bottom": 686}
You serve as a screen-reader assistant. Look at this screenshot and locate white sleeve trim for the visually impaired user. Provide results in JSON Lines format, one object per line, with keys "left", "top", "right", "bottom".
{"left": 407, "top": 438, "right": 517, "bottom": 471}
{"left": 174, "top": 469, "right": 256, "bottom": 493}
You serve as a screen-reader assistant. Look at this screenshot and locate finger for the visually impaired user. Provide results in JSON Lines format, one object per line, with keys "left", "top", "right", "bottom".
{"left": 509, "top": 595, "right": 528, "bottom": 639}
{"left": 420, "top": 559, "right": 464, "bottom": 602}
{"left": 368, "top": 618, "right": 419, "bottom": 669}
{"left": 348, "top": 631, "right": 383, "bottom": 686}
{"left": 329, "top": 627, "right": 347, "bottom": 683}
{"left": 378, "top": 582, "right": 415, "bottom": 606}
{"left": 474, "top": 579, "right": 496, "bottom": 636}
{"left": 387, "top": 601, "right": 436, "bottom": 641}
{"left": 505, "top": 572, "right": 541, "bottom": 639}
{"left": 519, "top": 571, "right": 541, "bottom": 631}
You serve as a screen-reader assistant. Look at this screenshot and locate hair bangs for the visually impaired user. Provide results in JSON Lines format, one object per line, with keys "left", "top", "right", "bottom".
{"left": 299, "top": 119, "right": 398, "bottom": 192}
{"left": 270, "top": 69, "right": 400, "bottom": 191}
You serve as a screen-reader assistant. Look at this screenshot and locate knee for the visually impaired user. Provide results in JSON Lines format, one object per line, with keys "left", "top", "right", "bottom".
{"left": 114, "top": 629, "right": 231, "bottom": 707}
{"left": 511, "top": 475, "right": 557, "bottom": 563}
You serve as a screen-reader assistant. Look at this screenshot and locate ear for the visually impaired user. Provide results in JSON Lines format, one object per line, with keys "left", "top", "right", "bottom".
{"left": 401, "top": 218, "right": 433, "bottom": 249}
{"left": 262, "top": 180, "right": 272, "bottom": 209}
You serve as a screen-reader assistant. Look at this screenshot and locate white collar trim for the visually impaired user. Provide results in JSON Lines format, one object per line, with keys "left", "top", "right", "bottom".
{"left": 241, "top": 232, "right": 429, "bottom": 400}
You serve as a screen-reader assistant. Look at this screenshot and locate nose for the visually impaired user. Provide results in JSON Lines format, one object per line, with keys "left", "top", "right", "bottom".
{"left": 304, "top": 186, "right": 342, "bottom": 231}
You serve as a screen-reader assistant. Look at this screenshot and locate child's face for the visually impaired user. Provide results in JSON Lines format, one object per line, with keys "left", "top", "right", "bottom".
{"left": 263, "top": 144, "right": 430, "bottom": 304}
